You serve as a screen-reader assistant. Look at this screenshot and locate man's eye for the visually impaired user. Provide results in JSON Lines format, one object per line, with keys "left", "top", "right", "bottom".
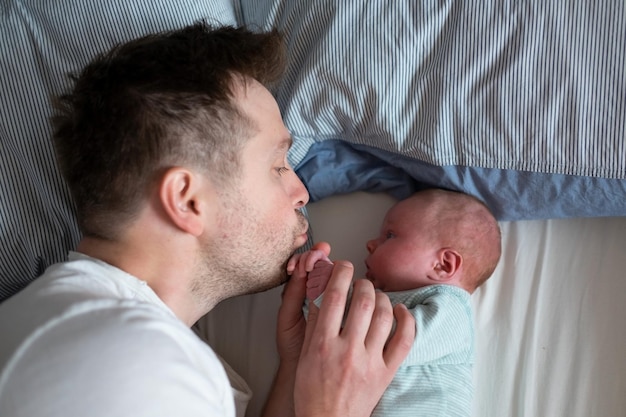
{"left": 276, "top": 167, "right": 290, "bottom": 176}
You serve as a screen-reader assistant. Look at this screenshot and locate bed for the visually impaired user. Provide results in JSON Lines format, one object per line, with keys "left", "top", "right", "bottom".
{"left": 1, "top": 1, "right": 625, "bottom": 417}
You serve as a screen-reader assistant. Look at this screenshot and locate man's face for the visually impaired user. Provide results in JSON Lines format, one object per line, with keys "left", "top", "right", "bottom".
{"left": 197, "top": 79, "right": 309, "bottom": 300}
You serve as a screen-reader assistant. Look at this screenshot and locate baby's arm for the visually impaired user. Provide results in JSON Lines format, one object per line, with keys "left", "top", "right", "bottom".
{"left": 287, "top": 245, "right": 333, "bottom": 301}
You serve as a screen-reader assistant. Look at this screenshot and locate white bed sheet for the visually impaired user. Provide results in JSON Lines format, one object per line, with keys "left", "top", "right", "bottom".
{"left": 199, "top": 192, "right": 626, "bottom": 417}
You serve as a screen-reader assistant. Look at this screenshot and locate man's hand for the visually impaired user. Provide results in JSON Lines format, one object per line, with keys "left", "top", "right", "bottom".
{"left": 294, "top": 261, "right": 416, "bottom": 417}
{"left": 262, "top": 242, "right": 332, "bottom": 417}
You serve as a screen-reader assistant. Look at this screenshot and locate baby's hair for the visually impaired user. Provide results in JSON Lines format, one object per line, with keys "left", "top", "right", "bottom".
{"left": 414, "top": 189, "right": 502, "bottom": 292}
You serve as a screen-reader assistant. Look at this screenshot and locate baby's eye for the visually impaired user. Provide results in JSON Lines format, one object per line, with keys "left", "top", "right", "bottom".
{"left": 385, "top": 231, "right": 396, "bottom": 239}
{"left": 276, "top": 167, "right": 290, "bottom": 176}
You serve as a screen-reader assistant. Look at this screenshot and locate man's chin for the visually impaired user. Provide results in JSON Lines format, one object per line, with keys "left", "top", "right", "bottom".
{"left": 248, "top": 270, "right": 289, "bottom": 295}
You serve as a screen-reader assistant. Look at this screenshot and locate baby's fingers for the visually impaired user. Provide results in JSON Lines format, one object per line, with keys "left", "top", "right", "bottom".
{"left": 286, "top": 253, "right": 302, "bottom": 275}
{"left": 305, "top": 251, "right": 332, "bottom": 272}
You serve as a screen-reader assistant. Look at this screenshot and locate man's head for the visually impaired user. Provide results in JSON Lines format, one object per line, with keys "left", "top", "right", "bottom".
{"left": 53, "top": 22, "right": 286, "bottom": 241}
{"left": 365, "top": 189, "right": 501, "bottom": 293}
{"left": 53, "top": 23, "right": 310, "bottom": 315}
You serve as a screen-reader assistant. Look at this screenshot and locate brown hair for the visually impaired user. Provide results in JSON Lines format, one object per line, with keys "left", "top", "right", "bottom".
{"left": 417, "top": 189, "right": 502, "bottom": 292}
{"left": 53, "top": 22, "right": 286, "bottom": 240}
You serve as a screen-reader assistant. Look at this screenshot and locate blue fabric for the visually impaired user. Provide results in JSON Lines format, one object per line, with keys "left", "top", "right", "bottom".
{"left": 294, "top": 141, "right": 423, "bottom": 202}
{"left": 296, "top": 141, "right": 626, "bottom": 221}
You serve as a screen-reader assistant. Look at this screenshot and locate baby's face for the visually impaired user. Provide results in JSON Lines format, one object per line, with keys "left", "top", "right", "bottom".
{"left": 364, "top": 197, "right": 439, "bottom": 292}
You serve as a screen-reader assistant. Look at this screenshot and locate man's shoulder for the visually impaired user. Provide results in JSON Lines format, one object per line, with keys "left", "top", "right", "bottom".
{"left": 0, "top": 298, "right": 232, "bottom": 417}
{"left": 7, "top": 297, "right": 212, "bottom": 368}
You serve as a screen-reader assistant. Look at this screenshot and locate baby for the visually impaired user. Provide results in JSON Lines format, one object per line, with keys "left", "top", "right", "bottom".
{"left": 287, "top": 188, "right": 501, "bottom": 417}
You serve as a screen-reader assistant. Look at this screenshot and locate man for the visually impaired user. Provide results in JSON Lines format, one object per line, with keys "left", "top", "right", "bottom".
{"left": 0, "top": 22, "right": 415, "bottom": 417}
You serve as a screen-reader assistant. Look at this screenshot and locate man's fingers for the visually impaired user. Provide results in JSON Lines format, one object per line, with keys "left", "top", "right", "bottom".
{"left": 304, "top": 261, "right": 354, "bottom": 343}
{"left": 294, "top": 262, "right": 415, "bottom": 417}
{"left": 341, "top": 278, "right": 376, "bottom": 342}
{"left": 363, "top": 291, "right": 395, "bottom": 353}
{"left": 382, "top": 304, "right": 416, "bottom": 370}
{"left": 300, "top": 297, "right": 319, "bottom": 358}
{"left": 280, "top": 264, "right": 307, "bottom": 326}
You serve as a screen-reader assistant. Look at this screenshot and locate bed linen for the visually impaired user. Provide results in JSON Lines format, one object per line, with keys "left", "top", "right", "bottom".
{"left": 2, "top": 0, "right": 623, "bottom": 290}
{"left": 237, "top": 0, "right": 626, "bottom": 220}
{"left": 1, "top": 1, "right": 625, "bottom": 417}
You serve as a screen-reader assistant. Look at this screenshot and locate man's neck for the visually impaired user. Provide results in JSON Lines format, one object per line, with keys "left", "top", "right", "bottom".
{"left": 75, "top": 236, "right": 211, "bottom": 326}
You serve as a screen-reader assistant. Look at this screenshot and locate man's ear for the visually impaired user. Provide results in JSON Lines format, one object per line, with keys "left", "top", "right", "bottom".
{"left": 433, "top": 248, "right": 462, "bottom": 281}
{"left": 158, "top": 168, "right": 209, "bottom": 237}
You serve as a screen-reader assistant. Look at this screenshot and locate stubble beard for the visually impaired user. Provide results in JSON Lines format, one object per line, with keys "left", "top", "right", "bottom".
{"left": 191, "top": 203, "right": 308, "bottom": 305}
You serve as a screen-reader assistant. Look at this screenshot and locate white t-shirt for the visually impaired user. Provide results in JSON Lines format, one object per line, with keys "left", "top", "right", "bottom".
{"left": 0, "top": 252, "right": 251, "bottom": 417}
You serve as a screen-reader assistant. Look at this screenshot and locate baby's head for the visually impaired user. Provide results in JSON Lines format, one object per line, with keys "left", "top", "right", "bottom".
{"left": 365, "top": 189, "right": 501, "bottom": 294}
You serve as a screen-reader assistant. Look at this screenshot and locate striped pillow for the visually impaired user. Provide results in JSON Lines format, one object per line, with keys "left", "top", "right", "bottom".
{"left": 0, "top": 1, "right": 237, "bottom": 301}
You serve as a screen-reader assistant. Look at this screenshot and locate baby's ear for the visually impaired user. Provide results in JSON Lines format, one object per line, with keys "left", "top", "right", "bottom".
{"left": 433, "top": 248, "right": 462, "bottom": 281}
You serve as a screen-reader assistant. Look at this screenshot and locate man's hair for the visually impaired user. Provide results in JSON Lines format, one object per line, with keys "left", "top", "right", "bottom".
{"left": 418, "top": 189, "right": 502, "bottom": 292}
{"left": 53, "top": 22, "right": 286, "bottom": 240}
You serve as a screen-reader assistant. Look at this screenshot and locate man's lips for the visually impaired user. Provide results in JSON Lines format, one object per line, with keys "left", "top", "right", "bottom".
{"left": 295, "top": 223, "right": 309, "bottom": 243}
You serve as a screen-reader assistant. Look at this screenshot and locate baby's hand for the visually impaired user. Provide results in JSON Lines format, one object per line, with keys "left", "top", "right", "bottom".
{"left": 287, "top": 248, "right": 331, "bottom": 276}
{"left": 287, "top": 242, "right": 331, "bottom": 277}
{"left": 286, "top": 242, "right": 333, "bottom": 300}
{"left": 307, "top": 260, "right": 334, "bottom": 301}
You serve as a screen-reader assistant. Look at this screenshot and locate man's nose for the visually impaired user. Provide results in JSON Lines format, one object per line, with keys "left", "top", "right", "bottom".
{"left": 289, "top": 170, "right": 309, "bottom": 209}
